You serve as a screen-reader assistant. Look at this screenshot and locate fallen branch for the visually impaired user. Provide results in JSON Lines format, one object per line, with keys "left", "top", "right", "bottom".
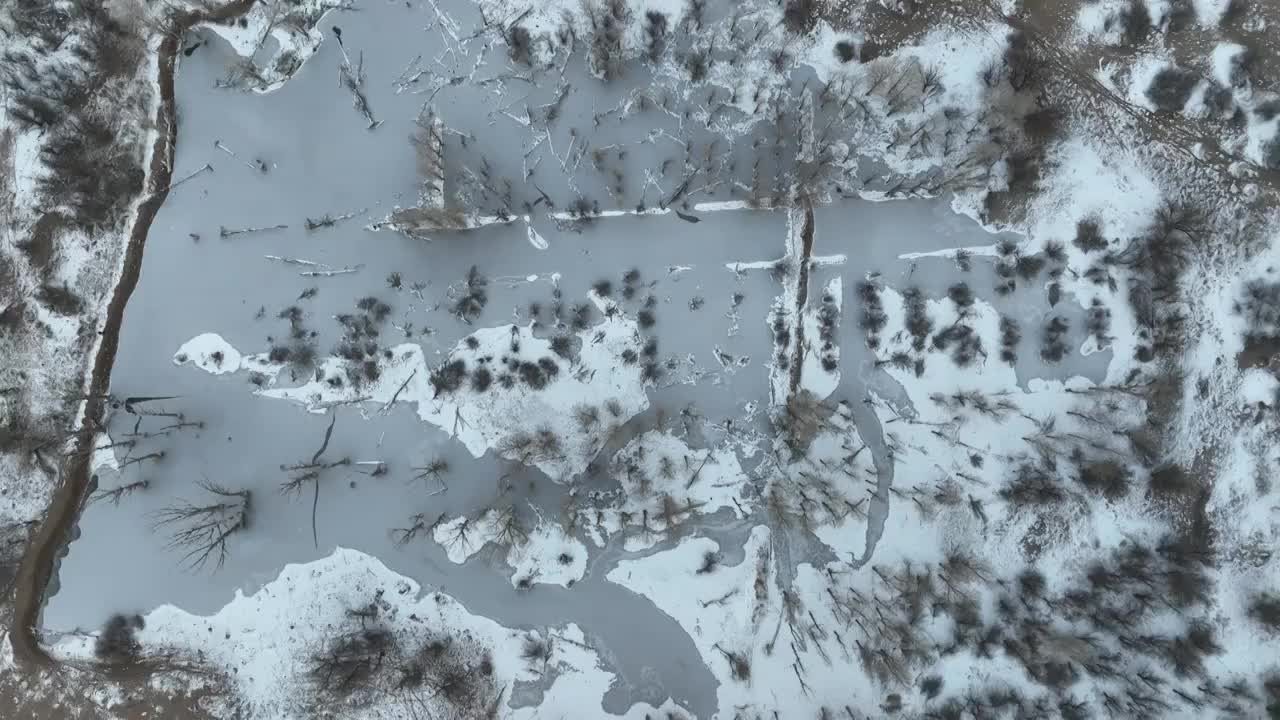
{"left": 164, "top": 163, "right": 213, "bottom": 193}
{"left": 221, "top": 224, "right": 289, "bottom": 239}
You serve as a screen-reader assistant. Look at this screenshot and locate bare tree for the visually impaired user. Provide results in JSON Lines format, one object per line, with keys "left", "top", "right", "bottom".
{"left": 152, "top": 478, "right": 251, "bottom": 571}
{"left": 411, "top": 457, "right": 450, "bottom": 494}
{"left": 90, "top": 478, "right": 149, "bottom": 505}
{"left": 392, "top": 511, "right": 444, "bottom": 547}
{"left": 280, "top": 414, "right": 350, "bottom": 548}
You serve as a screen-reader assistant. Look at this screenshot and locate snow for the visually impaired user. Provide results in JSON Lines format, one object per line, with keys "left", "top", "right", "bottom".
{"left": 173, "top": 332, "right": 244, "bottom": 375}
{"left": 506, "top": 514, "right": 588, "bottom": 587}
{"left": 53, "top": 546, "right": 682, "bottom": 719}
{"left": 429, "top": 508, "right": 587, "bottom": 588}
{"left": 1019, "top": 137, "right": 1164, "bottom": 381}
{"left": 177, "top": 293, "right": 651, "bottom": 480}
{"left": 1211, "top": 42, "right": 1249, "bottom": 89}
{"left": 525, "top": 221, "right": 548, "bottom": 249}
{"left": 1127, "top": 56, "right": 1179, "bottom": 112}
{"left": 585, "top": 429, "right": 751, "bottom": 552}
{"left": 1192, "top": 0, "right": 1235, "bottom": 27}
{"left": 199, "top": 0, "right": 339, "bottom": 94}
{"left": 770, "top": 399, "right": 877, "bottom": 559}
{"left": 10, "top": 127, "right": 41, "bottom": 206}
{"left": 1075, "top": 0, "right": 1131, "bottom": 45}
{"left": 1240, "top": 368, "right": 1278, "bottom": 405}
{"left": 897, "top": 24, "right": 1007, "bottom": 114}
{"left": 607, "top": 526, "right": 796, "bottom": 717}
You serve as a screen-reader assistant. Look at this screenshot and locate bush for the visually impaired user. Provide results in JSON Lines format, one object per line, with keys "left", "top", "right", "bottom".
{"left": 902, "top": 287, "right": 932, "bottom": 352}
{"left": 643, "top": 11, "right": 668, "bottom": 63}
{"left": 858, "top": 282, "right": 887, "bottom": 347}
{"left": 834, "top": 41, "right": 857, "bottom": 64}
{"left": 506, "top": 25, "right": 532, "bottom": 65}
{"left": 1237, "top": 280, "right": 1280, "bottom": 338}
{"left": 95, "top": 613, "right": 143, "bottom": 663}
{"left": 453, "top": 266, "right": 488, "bottom": 323}
{"left": 311, "top": 627, "right": 395, "bottom": 697}
{"left": 1076, "top": 460, "right": 1131, "bottom": 501}
{"left": 518, "top": 361, "right": 549, "bottom": 389}
{"left": 1086, "top": 299, "right": 1112, "bottom": 346}
{"left": 37, "top": 114, "right": 144, "bottom": 232}
{"left": 1039, "top": 316, "right": 1070, "bottom": 363}
{"left": 1000, "top": 463, "right": 1065, "bottom": 508}
{"left": 35, "top": 282, "right": 83, "bottom": 315}
{"left": 1146, "top": 67, "right": 1198, "bottom": 112}
{"left": 430, "top": 359, "right": 468, "bottom": 396}
{"left": 783, "top": 0, "right": 818, "bottom": 35}
{"left": 585, "top": 0, "right": 630, "bottom": 81}
{"left": 947, "top": 282, "right": 975, "bottom": 309}
{"left": 1165, "top": 621, "right": 1222, "bottom": 677}
{"left": 1249, "top": 593, "right": 1280, "bottom": 633}
{"left": 17, "top": 211, "right": 67, "bottom": 274}
{"left": 1119, "top": 0, "right": 1152, "bottom": 46}
{"left": 933, "top": 324, "right": 983, "bottom": 367}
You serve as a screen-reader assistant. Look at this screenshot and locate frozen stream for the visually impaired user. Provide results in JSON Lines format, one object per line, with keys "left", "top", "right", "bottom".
{"left": 44, "top": 1, "right": 1110, "bottom": 716}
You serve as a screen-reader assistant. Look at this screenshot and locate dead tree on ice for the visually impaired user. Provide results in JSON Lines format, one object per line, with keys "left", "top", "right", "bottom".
{"left": 411, "top": 457, "right": 450, "bottom": 494}
{"left": 152, "top": 478, "right": 251, "bottom": 571}
{"left": 333, "top": 27, "right": 382, "bottom": 129}
{"left": 280, "top": 414, "right": 351, "bottom": 548}
{"left": 91, "top": 478, "right": 150, "bottom": 506}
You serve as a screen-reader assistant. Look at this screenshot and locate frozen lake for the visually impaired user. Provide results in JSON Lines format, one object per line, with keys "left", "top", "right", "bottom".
{"left": 44, "top": 1, "right": 1111, "bottom": 715}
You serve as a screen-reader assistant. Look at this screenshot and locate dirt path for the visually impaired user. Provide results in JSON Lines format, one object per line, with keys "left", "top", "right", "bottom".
{"left": 8, "top": 0, "right": 256, "bottom": 669}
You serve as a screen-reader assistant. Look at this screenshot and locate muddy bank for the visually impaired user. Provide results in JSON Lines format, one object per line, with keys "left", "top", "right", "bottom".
{"left": 7, "top": 0, "right": 257, "bottom": 668}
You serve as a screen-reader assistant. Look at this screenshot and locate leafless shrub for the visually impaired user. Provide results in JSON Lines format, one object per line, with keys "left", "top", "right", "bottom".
{"left": 643, "top": 11, "right": 668, "bottom": 63}
{"left": 902, "top": 287, "right": 932, "bottom": 352}
{"left": 94, "top": 613, "right": 144, "bottom": 663}
{"left": 1074, "top": 219, "right": 1109, "bottom": 252}
{"left": 506, "top": 24, "right": 532, "bottom": 65}
{"left": 859, "top": 281, "right": 887, "bottom": 348}
{"left": 1146, "top": 67, "right": 1197, "bottom": 112}
{"left": 311, "top": 626, "right": 395, "bottom": 697}
{"left": 1120, "top": 0, "right": 1153, "bottom": 46}
{"left": 1236, "top": 279, "right": 1280, "bottom": 343}
{"left": 999, "top": 461, "right": 1066, "bottom": 508}
{"left": 1249, "top": 593, "right": 1280, "bottom": 634}
{"left": 584, "top": 0, "right": 630, "bottom": 81}
{"left": 453, "top": 265, "right": 488, "bottom": 323}
{"left": 714, "top": 644, "right": 751, "bottom": 682}
{"left": 834, "top": 40, "right": 857, "bottom": 64}
{"left": 430, "top": 359, "right": 468, "bottom": 397}
{"left": 783, "top": 0, "right": 818, "bottom": 35}
{"left": 35, "top": 281, "right": 83, "bottom": 315}
{"left": 1075, "top": 459, "right": 1131, "bottom": 501}
{"left": 397, "top": 633, "right": 501, "bottom": 717}
{"left": 999, "top": 315, "right": 1021, "bottom": 365}
{"left": 932, "top": 323, "right": 984, "bottom": 367}
{"left": 37, "top": 113, "right": 144, "bottom": 232}
{"left": 1039, "top": 316, "right": 1070, "bottom": 363}
{"left": 680, "top": 0, "right": 705, "bottom": 32}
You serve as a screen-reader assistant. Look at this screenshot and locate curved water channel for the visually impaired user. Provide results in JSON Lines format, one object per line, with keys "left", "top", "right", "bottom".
{"left": 43, "top": 2, "right": 1111, "bottom": 715}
